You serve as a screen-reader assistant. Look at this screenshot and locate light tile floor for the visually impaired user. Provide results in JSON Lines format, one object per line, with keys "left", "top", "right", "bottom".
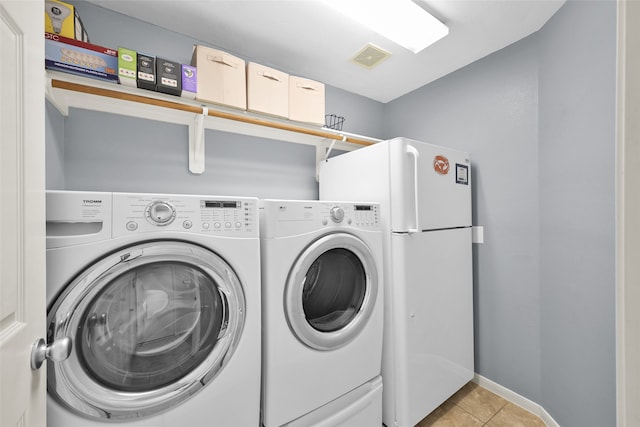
{"left": 417, "top": 382, "right": 547, "bottom": 427}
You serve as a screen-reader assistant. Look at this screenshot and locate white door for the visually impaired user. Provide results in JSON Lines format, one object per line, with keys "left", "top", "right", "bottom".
{"left": 0, "top": 1, "right": 46, "bottom": 426}
{"left": 616, "top": 1, "right": 640, "bottom": 425}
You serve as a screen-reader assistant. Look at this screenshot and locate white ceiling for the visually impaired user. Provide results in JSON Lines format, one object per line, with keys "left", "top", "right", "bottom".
{"left": 87, "top": 0, "right": 565, "bottom": 103}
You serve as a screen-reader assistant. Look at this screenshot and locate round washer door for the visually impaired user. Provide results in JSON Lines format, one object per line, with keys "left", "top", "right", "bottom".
{"left": 47, "top": 241, "right": 246, "bottom": 420}
{"left": 285, "top": 233, "right": 378, "bottom": 350}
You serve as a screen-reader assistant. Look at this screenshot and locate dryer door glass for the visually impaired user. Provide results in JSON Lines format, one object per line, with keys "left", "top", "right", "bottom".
{"left": 46, "top": 241, "right": 246, "bottom": 420}
{"left": 78, "top": 262, "right": 224, "bottom": 392}
{"left": 302, "top": 248, "right": 366, "bottom": 332}
{"left": 285, "top": 233, "right": 379, "bottom": 350}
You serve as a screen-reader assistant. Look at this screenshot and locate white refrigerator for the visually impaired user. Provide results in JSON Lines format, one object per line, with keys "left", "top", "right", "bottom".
{"left": 319, "top": 137, "right": 474, "bottom": 427}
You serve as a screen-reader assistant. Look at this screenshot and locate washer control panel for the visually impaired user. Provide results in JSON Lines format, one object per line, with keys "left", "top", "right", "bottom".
{"left": 113, "top": 193, "right": 257, "bottom": 237}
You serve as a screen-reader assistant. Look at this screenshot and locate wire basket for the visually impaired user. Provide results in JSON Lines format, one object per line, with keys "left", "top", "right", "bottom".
{"left": 324, "top": 114, "right": 345, "bottom": 131}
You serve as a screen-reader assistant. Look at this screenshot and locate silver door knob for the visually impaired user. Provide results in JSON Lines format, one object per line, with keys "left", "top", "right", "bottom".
{"left": 30, "top": 336, "right": 72, "bottom": 370}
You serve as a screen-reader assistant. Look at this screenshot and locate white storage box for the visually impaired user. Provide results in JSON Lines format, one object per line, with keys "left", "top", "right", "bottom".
{"left": 247, "top": 62, "right": 288, "bottom": 118}
{"left": 191, "top": 45, "right": 246, "bottom": 110}
{"left": 288, "top": 76, "right": 325, "bottom": 125}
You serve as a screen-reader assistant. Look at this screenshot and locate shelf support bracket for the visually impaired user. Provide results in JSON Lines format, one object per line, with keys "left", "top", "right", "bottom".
{"left": 45, "top": 74, "right": 69, "bottom": 116}
{"left": 315, "top": 141, "right": 327, "bottom": 182}
{"left": 189, "top": 107, "right": 207, "bottom": 174}
{"left": 324, "top": 135, "right": 345, "bottom": 160}
{"left": 315, "top": 136, "right": 345, "bottom": 182}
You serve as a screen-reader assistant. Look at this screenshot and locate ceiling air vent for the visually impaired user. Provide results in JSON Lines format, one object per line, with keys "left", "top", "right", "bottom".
{"left": 351, "top": 43, "right": 391, "bottom": 69}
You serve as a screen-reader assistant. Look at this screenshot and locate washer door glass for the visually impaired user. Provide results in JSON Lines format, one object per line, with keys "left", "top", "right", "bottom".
{"left": 78, "top": 261, "right": 223, "bottom": 392}
{"left": 47, "top": 241, "right": 246, "bottom": 420}
{"left": 286, "top": 233, "right": 378, "bottom": 351}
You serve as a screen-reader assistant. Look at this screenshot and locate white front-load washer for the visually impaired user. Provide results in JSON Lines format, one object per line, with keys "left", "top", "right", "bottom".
{"left": 45, "top": 191, "right": 261, "bottom": 427}
{"left": 259, "top": 199, "right": 384, "bottom": 427}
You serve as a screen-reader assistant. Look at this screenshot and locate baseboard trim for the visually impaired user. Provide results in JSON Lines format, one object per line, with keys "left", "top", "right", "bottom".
{"left": 473, "top": 374, "right": 560, "bottom": 427}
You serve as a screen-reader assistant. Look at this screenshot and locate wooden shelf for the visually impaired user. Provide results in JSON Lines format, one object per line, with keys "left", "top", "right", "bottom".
{"left": 45, "top": 71, "right": 380, "bottom": 174}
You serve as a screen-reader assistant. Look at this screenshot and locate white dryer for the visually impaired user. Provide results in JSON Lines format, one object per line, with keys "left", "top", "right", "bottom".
{"left": 45, "top": 191, "right": 261, "bottom": 427}
{"left": 259, "top": 199, "right": 384, "bottom": 427}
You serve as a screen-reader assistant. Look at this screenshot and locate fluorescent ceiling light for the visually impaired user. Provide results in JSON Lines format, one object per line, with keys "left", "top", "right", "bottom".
{"left": 323, "top": 0, "right": 448, "bottom": 54}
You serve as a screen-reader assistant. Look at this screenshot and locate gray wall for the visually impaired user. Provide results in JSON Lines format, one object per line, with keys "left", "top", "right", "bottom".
{"left": 385, "top": 1, "right": 616, "bottom": 426}
{"left": 46, "top": 1, "right": 385, "bottom": 198}
{"left": 537, "top": 1, "right": 616, "bottom": 425}
{"left": 385, "top": 30, "right": 542, "bottom": 404}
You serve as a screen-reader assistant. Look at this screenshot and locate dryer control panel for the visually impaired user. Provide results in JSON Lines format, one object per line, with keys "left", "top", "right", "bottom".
{"left": 320, "top": 203, "right": 380, "bottom": 229}
{"left": 259, "top": 199, "right": 380, "bottom": 238}
{"left": 112, "top": 193, "right": 258, "bottom": 237}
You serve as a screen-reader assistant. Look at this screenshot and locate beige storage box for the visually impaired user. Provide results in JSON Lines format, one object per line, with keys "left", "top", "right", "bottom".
{"left": 288, "top": 76, "right": 325, "bottom": 125}
{"left": 191, "top": 45, "right": 246, "bottom": 110}
{"left": 247, "top": 62, "right": 289, "bottom": 118}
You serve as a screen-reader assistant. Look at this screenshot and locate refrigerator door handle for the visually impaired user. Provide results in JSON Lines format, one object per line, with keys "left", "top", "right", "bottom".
{"left": 406, "top": 144, "right": 420, "bottom": 234}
